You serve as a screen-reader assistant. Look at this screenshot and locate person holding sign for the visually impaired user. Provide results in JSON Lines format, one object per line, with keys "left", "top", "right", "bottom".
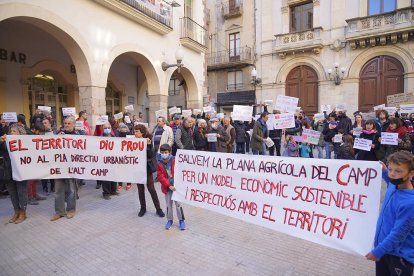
{"left": 366, "top": 151, "right": 414, "bottom": 276}
{"left": 193, "top": 119, "right": 208, "bottom": 151}
{"left": 379, "top": 118, "right": 412, "bottom": 163}
{"left": 322, "top": 113, "right": 339, "bottom": 159}
{"left": 157, "top": 144, "right": 186, "bottom": 230}
{"left": 0, "top": 125, "right": 28, "bottom": 224}
{"left": 134, "top": 124, "right": 165, "bottom": 218}
{"left": 234, "top": 120, "right": 248, "bottom": 154}
{"left": 98, "top": 122, "right": 118, "bottom": 200}
{"left": 251, "top": 112, "right": 269, "bottom": 155}
{"left": 207, "top": 118, "right": 229, "bottom": 153}
{"left": 356, "top": 120, "right": 381, "bottom": 161}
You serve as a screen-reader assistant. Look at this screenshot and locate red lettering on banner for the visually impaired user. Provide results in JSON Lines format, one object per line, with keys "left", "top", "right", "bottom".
{"left": 182, "top": 170, "right": 196, "bottom": 182}
{"left": 211, "top": 174, "right": 236, "bottom": 189}
{"left": 337, "top": 165, "right": 377, "bottom": 187}
{"left": 8, "top": 139, "right": 27, "bottom": 152}
{"left": 337, "top": 164, "right": 350, "bottom": 185}
{"left": 262, "top": 204, "right": 276, "bottom": 222}
{"left": 100, "top": 140, "right": 114, "bottom": 150}
{"left": 121, "top": 140, "right": 144, "bottom": 152}
{"left": 240, "top": 178, "right": 288, "bottom": 197}
{"left": 32, "top": 137, "right": 86, "bottom": 150}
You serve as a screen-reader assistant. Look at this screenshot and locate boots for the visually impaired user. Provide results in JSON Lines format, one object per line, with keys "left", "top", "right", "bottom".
{"left": 8, "top": 209, "right": 19, "bottom": 223}
{"left": 14, "top": 209, "right": 26, "bottom": 224}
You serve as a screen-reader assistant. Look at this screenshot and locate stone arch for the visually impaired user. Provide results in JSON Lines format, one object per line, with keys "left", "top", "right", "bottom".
{"left": 165, "top": 66, "right": 200, "bottom": 104}
{"left": 21, "top": 60, "right": 77, "bottom": 85}
{"left": 276, "top": 56, "right": 326, "bottom": 83}
{"left": 348, "top": 45, "right": 414, "bottom": 79}
{"left": 103, "top": 44, "right": 161, "bottom": 96}
{"left": 0, "top": 2, "right": 93, "bottom": 86}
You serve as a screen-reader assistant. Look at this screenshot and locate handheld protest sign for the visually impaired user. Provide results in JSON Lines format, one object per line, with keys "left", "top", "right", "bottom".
{"left": 62, "top": 107, "right": 76, "bottom": 117}
{"left": 2, "top": 112, "right": 17, "bottom": 123}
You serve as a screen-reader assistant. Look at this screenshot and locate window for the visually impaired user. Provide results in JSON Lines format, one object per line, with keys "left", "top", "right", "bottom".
{"left": 229, "top": 32, "right": 240, "bottom": 62}
{"left": 227, "top": 71, "right": 243, "bottom": 91}
{"left": 106, "top": 83, "right": 121, "bottom": 116}
{"left": 185, "top": 0, "right": 192, "bottom": 18}
{"left": 169, "top": 79, "right": 181, "bottom": 96}
{"left": 368, "top": 0, "right": 396, "bottom": 15}
{"left": 290, "top": 2, "right": 313, "bottom": 32}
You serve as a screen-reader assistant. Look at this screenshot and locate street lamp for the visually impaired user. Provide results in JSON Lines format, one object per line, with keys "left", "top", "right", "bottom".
{"left": 251, "top": 67, "right": 262, "bottom": 112}
{"left": 327, "top": 63, "right": 346, "bottom": 85}
{"left": 162, "top": 44, "right": 184, "bottom": 73}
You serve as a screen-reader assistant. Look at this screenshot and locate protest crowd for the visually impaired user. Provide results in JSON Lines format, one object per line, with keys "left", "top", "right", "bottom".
{"left": 0, "top": 98, "right": 413, "bottom": 275}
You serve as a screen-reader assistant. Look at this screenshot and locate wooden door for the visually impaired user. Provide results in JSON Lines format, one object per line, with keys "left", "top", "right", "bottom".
{"left": 286, "top": 66, "right": 318, "bottom": 115}
{"left": 359, "top": 56, "right": 404, "bottom": 112}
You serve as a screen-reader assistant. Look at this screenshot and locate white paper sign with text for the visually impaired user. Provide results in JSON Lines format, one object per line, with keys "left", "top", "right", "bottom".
{"left": 353, "top": 138, "right": 372, "bottom": 151}
{"left": 380, "top": 132, "right": 398, "bottom": 146}
{"left": 274, "top": 113, "right": 295, "bottom": 129}
{"left": 275, "top": 96, "right": 299, "bottom": 113}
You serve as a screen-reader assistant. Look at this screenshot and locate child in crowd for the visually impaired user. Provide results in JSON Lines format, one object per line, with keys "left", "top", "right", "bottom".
{"left": 336, "top": 134, "right": 355, "bottom": 160}
{"left": 299, "top": 142, "right": 312, "bottom": 158}
{"left": 157, "top": 144, "right": 186, "bottom": 231}
{"left": 366, "top": 151, "right": 414, "bottom": 276}
{"left": 283, "top": 135, "right": 299, "bottom": 157}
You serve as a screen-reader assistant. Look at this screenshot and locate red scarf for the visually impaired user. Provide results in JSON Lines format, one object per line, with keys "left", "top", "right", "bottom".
{"left": 386, "top": 126, "right": 408, "bottom": 139}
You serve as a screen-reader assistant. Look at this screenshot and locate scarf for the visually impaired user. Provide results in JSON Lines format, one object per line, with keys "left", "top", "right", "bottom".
{"left": 362, "top": 129, "right": 376, "bottom": 135}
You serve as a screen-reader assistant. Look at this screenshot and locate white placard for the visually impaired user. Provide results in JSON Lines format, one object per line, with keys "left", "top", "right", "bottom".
{"left": 75, "top": 121, "right": 84, "bottom": 130}
{"left": 274, "top": 113, "right": 295, "bottom": 129}
{"left": 6, "top": 135, "right": 147, "bottom": 183}
{"left": 353, "top": 138, "right": 372, "bottom": 151}
{"left": 373, "top": 104, "right": 385, "bottom": 111}
{"left": 96, "top": 115, "right": 109, "bottom": 125}
{"left": 182, "top": 110, "right": 192, "bottom": 118}
{"left": 173, "top": 150, "right": 381, "bottom": 256}
{"left": 321, "top": 104, "right": 332, "bottom": 113}
{"left": 399, "top": 104, "right": 414, "bottom": 114}
{"left": 352, "top": 127, "right": 363, "bottom": 137}
{"left": 206, "top": 133, "right": 217, "bottom": 142}
{"left": 193, "top": 109, "right": 203, "bottom": 115}
{"left": 301, "top": 129, "right": 321, "bottom": 145}
{"left": 169, "top": 106, "right": 179, "bottom": 115}
{"left": 155, "top": 109, "right": 168, "bottom": 119}
{"left": 292, "top": 135, "right": 303, "bottom": 143}
{"left": 124, "top": 116, "right": 131, "bottom": 124}
{"left": 232, "top": 105, "right": 254, "bottom": 122}
{"left": 203, "top": 106, "right": 212, "bottom": 113}
{"left": 361, "top": 112, "right": 376, "bottom": 121}
{"left": 380, "top": 132, "right": 398, "bottom": 146}
{"left": 313, "top": 113, "right": 325, "bottom": 121}
{"left": 38, "top": 106, "right": 51, "bottom": 112}
{"left": 275, "top": 95, "right": 299, "bottom": 113}
{"left": 264, "top": 137, "right": 274, "bottom": 147}
{"left": 114, "top": 112, "right": 124, "bottom": 120}
{"left": 62, "top": 107, "right": 76, "bottom": 117}
{"left": 124, "top": 105, "right": 134, "bottom": 112}
{"left": 333, "top": 134, "right": 343, "bottom": 143}
{"left": 2, "top": 112, "right": 17, "bottom": 123}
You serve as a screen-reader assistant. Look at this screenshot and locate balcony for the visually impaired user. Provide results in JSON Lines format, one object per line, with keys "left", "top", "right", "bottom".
{"left": 222, "top": 0, "right": 243, "bottom": 19}
{"left": 274, "top": 27, "right": 323, "bottom": 58}
{"left": 93, "top": 0, "right": 173, "bottom": 35}
{"left": 346, "top": 8, "right": 414, "bottom": 50}
{"left": 207, "top": 46, "right": 252, "bottom": 71}
{"left": 180, "top": 17, "right": 208, "bottom": 53}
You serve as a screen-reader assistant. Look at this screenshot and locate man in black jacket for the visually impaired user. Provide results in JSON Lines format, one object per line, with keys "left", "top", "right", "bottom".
{"left": 336, "top": 110, "right": 353, "bottom": 135}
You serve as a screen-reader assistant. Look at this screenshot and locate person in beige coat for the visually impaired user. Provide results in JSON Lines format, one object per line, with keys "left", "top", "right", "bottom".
{"left": 152, "top": 117, "right": 174, "bottom": 160}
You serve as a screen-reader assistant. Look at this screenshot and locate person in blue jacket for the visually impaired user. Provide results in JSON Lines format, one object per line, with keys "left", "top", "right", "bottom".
{"left": 365, "top": 150, "right": 414, "bottom": 276}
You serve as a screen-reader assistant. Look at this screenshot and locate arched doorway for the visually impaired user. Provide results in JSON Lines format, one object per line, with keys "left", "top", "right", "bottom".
{"left": 286, "top": 66, "right": 318, "bottom": 115}
{"left": 359, "top": 56, "right": 404, "bottom": 112}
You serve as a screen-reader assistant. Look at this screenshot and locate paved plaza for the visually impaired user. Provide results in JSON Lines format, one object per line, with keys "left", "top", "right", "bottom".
{"left": 0, "top": 180, "right": 376, "bottom": 276}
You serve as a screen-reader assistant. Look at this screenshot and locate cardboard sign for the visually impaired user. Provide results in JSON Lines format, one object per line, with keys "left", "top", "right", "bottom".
{"left": 313, "top": 113, "right": 325, "bottom": 121}
{"left": 232, "top": 105, "right": 254, "bottom": 122}
{"left": 380, "top": 132, "right": 398, "bottom": 145}
{"left": 75, "top": 121, "right": 84, "bottom": 130}
{"left": 301, "top": 129, "right": 321, "bottom": 145}
{"left": 352, "top": 127, "right": 363, "bottom": 137}
{"left": 96, "top": 115, "right": 109, "bottom": 125}
{"left": 124, "top": 105, "right": 134, "bottom": 112}
{"left": 2, "top": 112, "right": 17, "bottom": 123}
{"left": 124, "top": 116, "right": 131, "bottom": 124}
{"left": 264, "top": 100, "right": 273, "bottom": 106}
{"left": 38, "top": 106, "right": 51, "bottom": 112}
{"left": 275, "top": 95, "right": 299, "bottom": 113}
{"left": 333, "top": 134, "right": 343, "bottom": 143}
{"left": 169, "top": 106, "right": 179, "bottom": 115}
{"left": 182, "top": 110, "right": 192, "bottom": 118}
{"left": 173, "top": 150, "right": 381, "bottom": 256}
{"left": 6, "top": 135, "right": 147, "bottom": 183}
{"left": 155, "top": 109, "right": 167, "bottom": 119}
{"left": 206, "top": 133, "right": 217, "bottom": 142}
{"left": 321, "top": 104, "right": 331, "bottom": 113}
{"left": 62, "top": 107, "right": 76, "bottom": 117}
{"left": 387, "top": 93, "right": 414, "bottom": 107}
{"left": 114, "top": 112, "right": 123, "bottom": 120}
{"left": 353, "top": 138, "right": 372, "bottom": 151}
{"left": 399, "top": 104, "right": 414, "bottom": 114}
{"left": 274, "top": 113, "right": 295, "bottom": 129}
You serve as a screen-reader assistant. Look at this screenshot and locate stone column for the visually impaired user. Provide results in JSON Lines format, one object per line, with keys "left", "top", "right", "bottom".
{"left": 148, "top": 94, "right": 168, "bottom": 130}
{"left": 78, "top": 86, "right": 106, "bottom": 132}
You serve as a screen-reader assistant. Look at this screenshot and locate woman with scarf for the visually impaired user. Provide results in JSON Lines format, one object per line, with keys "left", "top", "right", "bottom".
{"left": 379, "top": 118, "right": 412, "bottom": 163}
{"left": 356, "top": 119, "right": 381, "bottom": 161}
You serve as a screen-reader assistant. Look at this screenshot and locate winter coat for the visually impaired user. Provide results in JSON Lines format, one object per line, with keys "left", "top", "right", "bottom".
{"left": 224, "top": 124, "right": 236, "bottom": 153}
{"left": 312, "top": 121, "right": 325, "bottom": 146}
{"left": 322, "top": 123, "right": 338, "bottom": 143}
{"left": 194, "top": 127, "right": 208, "bottom": 151}
{"left": 337, "top": 115, "right": 353, "bottom": 135}
{"left": 356, "top": 131, "right": 380, "bottom": 161}
{"left": 207, "top": 125, "right": 229, "bottom": 153}
{"left": 152, "top": 125, "right": 174, "bottom": 153}
{"left": 337, "top": 143, "right": 355, "bottom": 160}
{"left": 251, "top": 119, "right": 268, "bottom": 152}
{"left": 234, "top": 122, "right": 248, "bottom": 143}
{"left": 157, "top": 158, "right": 175, "bottom": 194}
{"left": 283, "top": 141, "right": 299, "bottom": 157}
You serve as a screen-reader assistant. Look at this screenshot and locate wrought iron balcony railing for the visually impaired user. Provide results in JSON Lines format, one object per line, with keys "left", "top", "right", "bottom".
{"left": 207, "top": 46, "right": 252, "bottom": 69}
{"left": 222, "top": 0, "right": 243, "bottom": 19}
{"left": 180, "top": 17, "right": 207, "bottom": 48}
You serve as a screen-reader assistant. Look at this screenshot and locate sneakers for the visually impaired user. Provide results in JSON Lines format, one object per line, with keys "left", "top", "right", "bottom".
{"left": 103, "top": 195, "right": 111, "bottom": 200}
{"left": 138, "top": 208, "right": 146, "bottom": 217}
{"left": 179, "top": 220, "right": 186, "bottom": 231}
{"left": 156, "top": 209, "right": 165, "bottom": 217}
{"left": 117, "top": 185, "right": 122, "bottom": 192}
{"left": 165, "top": 220, "right": 173, "bottom": 230}
{"left": 66, "top": 211, "right": 75, "bottom": 219}
{"left": 126, "top": 184, "right": 132, "bottom": 191}
{"left": 28, "top": 198, "right": 39, "bottom": 205}
{"left": 51, "top": 214, "right": 64, "bottom": 221}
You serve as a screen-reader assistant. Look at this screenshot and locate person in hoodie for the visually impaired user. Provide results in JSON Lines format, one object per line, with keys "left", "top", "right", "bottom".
{"left": 336, "top": 110, "right": 352, "bottom": 135}
{"left": 365, "top": 151, "right": 414, "bottom": 276}
{"left": 379, "top": 118, "right": 412, "bottom": 163}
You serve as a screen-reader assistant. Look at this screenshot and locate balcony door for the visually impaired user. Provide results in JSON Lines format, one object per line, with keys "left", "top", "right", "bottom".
{"left": 229, "top": 0, "right": 241, "bottom": 14}
{"left": 286, "top": 66, "right": 318, "bottom": 115}
{"left": 229, "top": 32, "right": 240, "bottom": 62}
{"left": 359, "top": 56, "right": 404, "bottom": 112}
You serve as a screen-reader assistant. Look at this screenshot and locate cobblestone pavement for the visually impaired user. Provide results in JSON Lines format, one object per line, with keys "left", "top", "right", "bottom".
{"left": 0, "top": 180, "right": 376, "bottom": 276}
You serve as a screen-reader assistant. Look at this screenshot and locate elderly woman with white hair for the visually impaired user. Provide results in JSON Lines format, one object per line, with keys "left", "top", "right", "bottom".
{"left": 194, "top": 119, "right": 208, "bottom": 151}
{"left": 0, "top": 124, "right": 28, "bottom": 224}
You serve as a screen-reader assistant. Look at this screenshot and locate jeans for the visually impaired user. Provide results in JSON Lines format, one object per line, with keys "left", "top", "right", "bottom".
{"left": 54, "top": 178, "right": 76, "bottom": 215}
{"left": 269, "top": 139, "right": 281, "bottom": 156}
{"left": 235, "top": 142, "right": 245, "bottom": 154}
{"left": 375, "top": 254, "right": 413, "bottom": 276}
{"left": 325, "top": 142, "right": 333, "bottom": 159}
{"left": 7, "top": 180, "right": 27, "bottom": 210}
{"left": 137, "top": 171, "right": 161, "bottom": 210}
{"left": 316, "top": 146, "right": 324, "bottom": 159}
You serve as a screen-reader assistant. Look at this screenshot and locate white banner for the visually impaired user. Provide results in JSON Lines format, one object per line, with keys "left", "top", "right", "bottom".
{"left": 173, "top": 150, "right": 381, "bottom": 255}
{"left": 399, "top": 104, "right": 414, "bottom": 114}
{"left": 387, "top": 92, "right": 414, "bottom": 107}
{"left": 274, "top": 113, "right": 295, "bottom": 129}
{"left": 380, "top": 132, "right": 398, "bottom": 145}
{"left": 275, "top": 95, "right": 299, "bottom": 113}
{"left": 6, "top": 135, "right": 147, "bottom": 183}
